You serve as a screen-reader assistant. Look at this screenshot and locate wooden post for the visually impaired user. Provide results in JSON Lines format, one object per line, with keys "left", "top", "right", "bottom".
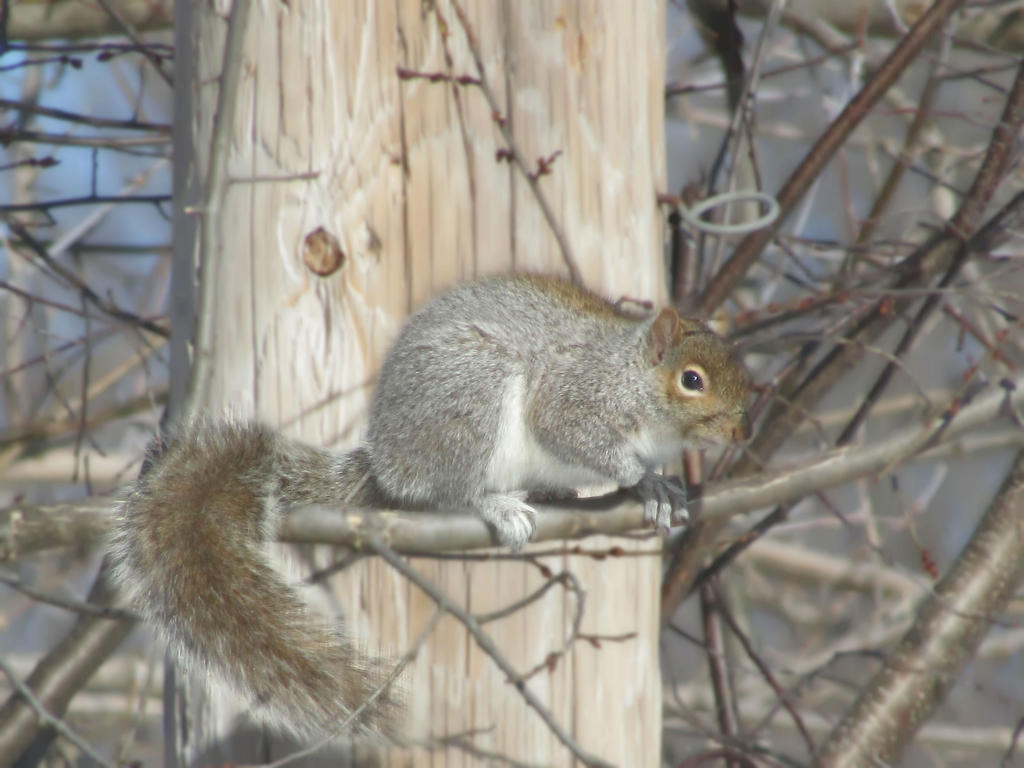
{"left": 174, "top": 1, "right": 667, "bottom": 764}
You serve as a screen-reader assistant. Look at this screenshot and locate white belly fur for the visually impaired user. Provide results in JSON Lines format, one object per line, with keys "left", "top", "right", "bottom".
{"left": 485, "top": 375, "right": 610, "bottom": 492}
{"left": 629, "top": 424, "right": 687, "bottom": 466}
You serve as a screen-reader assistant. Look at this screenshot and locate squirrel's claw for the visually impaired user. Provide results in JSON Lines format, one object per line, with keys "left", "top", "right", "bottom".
{"left": 636, "top": 472, "right": 689, "bottom": 534}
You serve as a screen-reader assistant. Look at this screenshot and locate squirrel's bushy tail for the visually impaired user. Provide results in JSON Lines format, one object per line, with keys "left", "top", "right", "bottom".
{"left": 107, "top": 419, "right": 401, "bottom": 738}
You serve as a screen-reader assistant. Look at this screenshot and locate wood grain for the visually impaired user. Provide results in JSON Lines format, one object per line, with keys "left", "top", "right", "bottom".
{"left": 176, "top": 1, "right": 667, "bottom": 764}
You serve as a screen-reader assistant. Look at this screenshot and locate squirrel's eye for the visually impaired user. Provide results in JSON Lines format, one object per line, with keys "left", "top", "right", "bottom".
{"left": 682, "top": 369, "right": 704, "bottom": 392}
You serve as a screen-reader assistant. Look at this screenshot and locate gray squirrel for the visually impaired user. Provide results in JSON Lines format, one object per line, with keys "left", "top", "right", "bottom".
{"left": 108, "top": 273, "right": 751, "bottom": 738}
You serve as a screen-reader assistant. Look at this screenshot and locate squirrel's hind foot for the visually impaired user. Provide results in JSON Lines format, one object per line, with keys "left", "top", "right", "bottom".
{"left": 478, "top": 494, "right": 537, "bottom": 552}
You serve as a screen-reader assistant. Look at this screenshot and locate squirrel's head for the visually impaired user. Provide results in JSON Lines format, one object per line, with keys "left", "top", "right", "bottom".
{"left": 646, "top": 307, "right": 751, "bottom": 446}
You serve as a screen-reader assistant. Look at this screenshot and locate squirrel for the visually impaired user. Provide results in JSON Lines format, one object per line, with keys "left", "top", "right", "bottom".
{"left": 107, "top": 273, "right": 751, "bottom": 739}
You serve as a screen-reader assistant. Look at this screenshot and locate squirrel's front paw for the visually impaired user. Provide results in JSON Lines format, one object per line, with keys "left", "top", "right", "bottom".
{"left": 478, "top": 494, "right": 537, "bottom": 552}
{"left": 634, "top": 472, "right": 688, "bottom": 534}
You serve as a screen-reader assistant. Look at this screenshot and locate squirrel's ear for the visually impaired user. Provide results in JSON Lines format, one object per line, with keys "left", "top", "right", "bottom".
{"left": 647, "top": 308, "right": 679, "bottom": 365}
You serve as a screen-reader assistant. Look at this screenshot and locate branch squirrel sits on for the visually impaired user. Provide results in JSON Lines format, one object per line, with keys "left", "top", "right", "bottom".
{"left": 108, "top": 273, "right": 751, "bottom": 738}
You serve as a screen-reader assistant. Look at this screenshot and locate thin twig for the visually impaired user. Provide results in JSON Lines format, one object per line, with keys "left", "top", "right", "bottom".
{"left": 700, "top": 577, "right": 741, "bottom": 766}
{"left": 448, "top": 1, "right": 582, "bottom": 284}
{"left": 262, "top": 609, "right": 445, "bottom": 768}
{"left": 0, "top": 98, "right": 168, "bottom": 131}
{"left": 715, "top": 589, "right": 817, "bottom": 758}
{"left": 705, "top": 0, "right": 785, "bottom": 278}
{"left": 369, "top": 537, "right": 613, "bottom": 768}
{"left": 0, "top": 571, "right": 135, "bottom": 620}
{"left": 699, "top": 0, "right": 965, "bottom": 313}
{"left": 0, "top": 129, "right": 169, "bottom": 148}
{"left": 475, "top": 570, "right": 580, "bottom": 627}
{"left": 665, "top": 55, "right": 1024, "bottom": 620}
{"left": 836, "top": 60, "right": 1024, "bottom": 445}
{"left": 0, "top": 658, "right": 116, "bottom": 768}
{"left": 7, "top": 221, "right": 169, "bottom": 338}
{"left": 93, "top": 0, "right": 173, "bottom": 85}
{"left": 0, "top": 563, "right": 133, "bottom": 765}
{"left": 850, "top": 36, "right": 946, "bottom": 253}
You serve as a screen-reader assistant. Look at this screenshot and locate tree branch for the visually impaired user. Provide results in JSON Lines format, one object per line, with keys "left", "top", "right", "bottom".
{"left": 369, "top": 537, "right": 613, "bottom": 768}
{"left": 815, "top": 446, "right": 1024, "bottom": 766}
{"left": 8, "top": 373, "right": 1020, "bottom": 563}
{"left": 0, "top": 561, "right": 132, "bottom": 767}
{"left": 698, "top": 0, "right": 965, "bottom": 313}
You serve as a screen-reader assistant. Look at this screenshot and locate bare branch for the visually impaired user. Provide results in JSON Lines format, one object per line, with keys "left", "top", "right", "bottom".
{"left": 185, "top": 0, "right": 253, "bottom": 414}
{"left": 0, "top": 657, "right": 116, "bottom": 768}
{"left": 0, "top": 562, "right": 132, "bottom": 766}
{"left": 815, "top": 446, "right": 1024, "bottom": 766}
{"left": 699, "top": 0, "right": 965, "bottom": 313}
{"left": 8, "top": 372, "right": 1021, "bottom": 564}
{"left": 92, "top": 0, "right": 172, "bottom": 85}
{"left": 369, "top": 537, "right": 614, "bottom": 768}
{"left": 448, "top": 1, "right": 583, "bottom": 285}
